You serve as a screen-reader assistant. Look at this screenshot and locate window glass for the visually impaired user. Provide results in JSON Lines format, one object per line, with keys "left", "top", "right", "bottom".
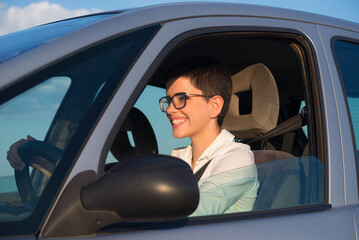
{"left": 0, "top": 77, "right": 70, "bottom": 190}
{"left": 0, "top": 24, "right": 159, "bottom": 235}
{"left": 334, "top": 40, "right": 359, "bottom": 153}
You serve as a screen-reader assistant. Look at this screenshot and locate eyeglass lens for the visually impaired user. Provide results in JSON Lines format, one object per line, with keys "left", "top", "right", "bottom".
{"left": 160, "top": 93, "right": 187, "bottom": 112}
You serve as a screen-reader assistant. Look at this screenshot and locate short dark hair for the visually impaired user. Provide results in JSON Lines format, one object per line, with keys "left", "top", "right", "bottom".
{"left": 166, "top": 57, "right": 232, "bottom": 127}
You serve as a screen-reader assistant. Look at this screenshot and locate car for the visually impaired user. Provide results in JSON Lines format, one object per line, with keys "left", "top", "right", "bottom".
{"left": 0, "top": 2, "right": 358, "bottom": 239}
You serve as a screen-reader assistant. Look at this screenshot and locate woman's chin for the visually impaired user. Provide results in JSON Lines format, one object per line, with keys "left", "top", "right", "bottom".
{"left": 172, "top": 131, "right": 187, "bottom": 139}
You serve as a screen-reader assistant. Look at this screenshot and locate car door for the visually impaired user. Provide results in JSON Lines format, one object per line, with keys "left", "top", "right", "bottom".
{"left": 320, "top": 25, "right": 359, "bottom": 239}
{"left": 39, "top": 15, "right": 355, "bottom": 239}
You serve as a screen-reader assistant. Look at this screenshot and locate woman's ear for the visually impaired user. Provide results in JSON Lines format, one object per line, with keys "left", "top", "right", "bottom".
{"left": 209, "top": 95, "right": 224, "bottom": 118}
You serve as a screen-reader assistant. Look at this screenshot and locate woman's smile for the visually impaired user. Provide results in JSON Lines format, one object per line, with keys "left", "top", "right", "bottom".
{"left": 172, "top": 119, "right": 184, "bottom": 125}
{"left": 169, "top": 117, "right": 187, "bottom": 128}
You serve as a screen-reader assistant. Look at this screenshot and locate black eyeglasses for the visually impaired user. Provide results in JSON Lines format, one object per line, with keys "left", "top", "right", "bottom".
{"left": 159, "top": 92, "right": 212, "bottom": 112}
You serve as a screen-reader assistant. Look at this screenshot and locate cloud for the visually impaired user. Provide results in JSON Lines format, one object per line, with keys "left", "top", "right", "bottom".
{"left": 0, "top": 1, "right": 101, "bottom": 35}
{"left": 37, "top": 76, "right": 71, "bottom": 92}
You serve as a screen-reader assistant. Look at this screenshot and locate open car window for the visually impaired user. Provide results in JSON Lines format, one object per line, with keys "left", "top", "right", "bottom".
{"left": 105, "top": 31, "right": 325, "bottom": 218}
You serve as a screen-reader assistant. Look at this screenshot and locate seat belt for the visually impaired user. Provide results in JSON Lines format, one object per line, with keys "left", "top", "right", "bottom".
{"left": 245, "top": 106, "right": 307, "bottom": 145}
{"left": 194, "top": 160, "right": 212, "bottom": 181}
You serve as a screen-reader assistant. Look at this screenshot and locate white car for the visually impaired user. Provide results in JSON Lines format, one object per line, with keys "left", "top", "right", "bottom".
{"left": 0, "top": 2, "right": 358, "bottom": 239}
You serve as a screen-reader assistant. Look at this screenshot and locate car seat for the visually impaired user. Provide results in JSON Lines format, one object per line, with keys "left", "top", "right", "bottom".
{"left": 106, "top": 107, "right": 158, "bottom": 170}
{"left": 222, "top": 63, "right": 279, "bottom": 139}
{"left": 222, "top": 63, "right": 307, "bottom": 210}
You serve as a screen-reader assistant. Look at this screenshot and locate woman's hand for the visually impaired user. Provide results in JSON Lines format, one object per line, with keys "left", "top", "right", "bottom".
{"left": 7, "top": 135, "right": 36, "bottom": 170}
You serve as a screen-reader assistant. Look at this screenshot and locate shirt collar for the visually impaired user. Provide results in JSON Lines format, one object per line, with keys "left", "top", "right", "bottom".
{"left": 197, "top": 129, "right": 235, "bottom": 162}
{"left": 181, "top": 129, "right": 235, "bottom": 166}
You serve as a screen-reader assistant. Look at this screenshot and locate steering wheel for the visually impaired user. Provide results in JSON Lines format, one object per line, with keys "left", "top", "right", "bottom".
{"left": 15, "top": 141, "right": 63, "bottom": 203}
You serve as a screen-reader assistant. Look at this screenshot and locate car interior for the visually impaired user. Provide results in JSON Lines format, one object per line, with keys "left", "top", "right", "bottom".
{"left": 107, "top": 31, "right": 324, "bottom": 212}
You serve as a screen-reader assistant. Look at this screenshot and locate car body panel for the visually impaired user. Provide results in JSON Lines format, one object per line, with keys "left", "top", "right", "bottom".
{"left": 316, "top": 25, "right": 359, "bottom": 238}
{"left": 317, "top": 24, "right": 359, "bottom": 206}
{"left": 38, "top": 208, "right": 355, "bottom": 240}
{"left": 0, "top": 2, "right": 359, "bottom": 239}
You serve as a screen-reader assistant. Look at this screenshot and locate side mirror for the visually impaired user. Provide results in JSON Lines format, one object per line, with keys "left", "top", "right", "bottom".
{"left": 81, "top": 155, "right": 199, "bottom": 221}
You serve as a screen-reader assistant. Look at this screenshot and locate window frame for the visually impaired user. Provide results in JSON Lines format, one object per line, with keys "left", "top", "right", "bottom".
{"left": 100, "top": 25, "right": 328, "bottom": 229}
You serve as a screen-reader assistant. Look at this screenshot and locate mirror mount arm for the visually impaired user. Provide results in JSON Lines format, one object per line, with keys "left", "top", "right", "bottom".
{"left": 41, "top": 170, "right": 122, "bottom": 238}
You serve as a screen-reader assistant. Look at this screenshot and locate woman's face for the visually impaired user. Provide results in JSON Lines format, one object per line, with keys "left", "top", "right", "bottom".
{"left": 166, "top": 76, "right": 213, "bottom": 139}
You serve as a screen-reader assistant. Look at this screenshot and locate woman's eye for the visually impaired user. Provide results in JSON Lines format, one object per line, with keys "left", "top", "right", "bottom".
{"left": 178, "top": 95, "right": 186, "bottom": 101}
{"left": 178, "top": 95, "right": 186, "bottom": 102}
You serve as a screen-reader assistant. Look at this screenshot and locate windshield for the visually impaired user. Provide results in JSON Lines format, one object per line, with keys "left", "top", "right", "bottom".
{"left": 0, "top": 14, "right": 116, "bottom": 64}
{"left": 0, "top": 24, "right": 159, "bottom": 236}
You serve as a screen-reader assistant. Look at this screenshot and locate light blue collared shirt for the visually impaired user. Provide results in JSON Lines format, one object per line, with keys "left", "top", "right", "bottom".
{"left": 192, "top": 165, "right": 259, "bottom": 216}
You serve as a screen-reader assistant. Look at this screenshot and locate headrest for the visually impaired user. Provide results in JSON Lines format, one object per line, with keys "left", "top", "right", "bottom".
{"left": 110, "top": 107, "right": 158, "bottom": 162}
{"left": 222, "top": 63, "right": 279, "bottom": 139}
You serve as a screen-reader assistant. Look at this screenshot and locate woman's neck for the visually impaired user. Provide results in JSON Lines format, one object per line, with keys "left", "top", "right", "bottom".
{"left": 190, "top": 126, "right": 221, "bottom": 169}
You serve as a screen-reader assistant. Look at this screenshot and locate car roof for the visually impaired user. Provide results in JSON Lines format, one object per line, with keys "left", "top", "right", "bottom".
{"left": 64, "top": 2, "right": 359, "bottom": 33}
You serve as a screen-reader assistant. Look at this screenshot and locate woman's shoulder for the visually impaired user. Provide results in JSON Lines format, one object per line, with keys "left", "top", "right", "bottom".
{"left": 171, "top": 145, "right": 192, "bottom": 159}
{"left": 216, "top": 141, "right": 254, "bottom": 165}
{"left": 221, "top": 140, "right": 252, "bottom": 155}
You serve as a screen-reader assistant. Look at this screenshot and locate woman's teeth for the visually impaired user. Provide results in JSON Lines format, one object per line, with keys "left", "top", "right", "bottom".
{"left": 172, "top": 119, "right": 185, "bottom": 125}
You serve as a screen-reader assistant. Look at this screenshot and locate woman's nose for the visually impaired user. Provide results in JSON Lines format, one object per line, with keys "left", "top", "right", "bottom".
{"left": 166, "top": 101, "right": 176, "bottom": 114}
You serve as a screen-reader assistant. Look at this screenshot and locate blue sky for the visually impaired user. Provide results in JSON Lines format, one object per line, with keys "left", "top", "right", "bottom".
{"left": 0, "top": 0, "right": 359, "bottom": 35}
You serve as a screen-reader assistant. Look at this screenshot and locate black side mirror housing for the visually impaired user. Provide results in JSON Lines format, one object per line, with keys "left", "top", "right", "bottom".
{"left": 81, "top": 155, "right": 199, "bottom": 221}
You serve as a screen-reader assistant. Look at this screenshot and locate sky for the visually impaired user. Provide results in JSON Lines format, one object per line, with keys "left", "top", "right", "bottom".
{"left": 0, "top": 0, "right": 359, "bottom": 36}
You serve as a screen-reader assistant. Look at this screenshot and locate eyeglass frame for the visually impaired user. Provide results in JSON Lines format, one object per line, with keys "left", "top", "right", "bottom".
{"left": 159, "top": 92, "right": 212, "bottom": 112}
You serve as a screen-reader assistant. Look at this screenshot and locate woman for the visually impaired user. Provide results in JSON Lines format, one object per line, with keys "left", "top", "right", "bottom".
{"left": 159, "top": 59, "right": 259, "bottom": 216}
